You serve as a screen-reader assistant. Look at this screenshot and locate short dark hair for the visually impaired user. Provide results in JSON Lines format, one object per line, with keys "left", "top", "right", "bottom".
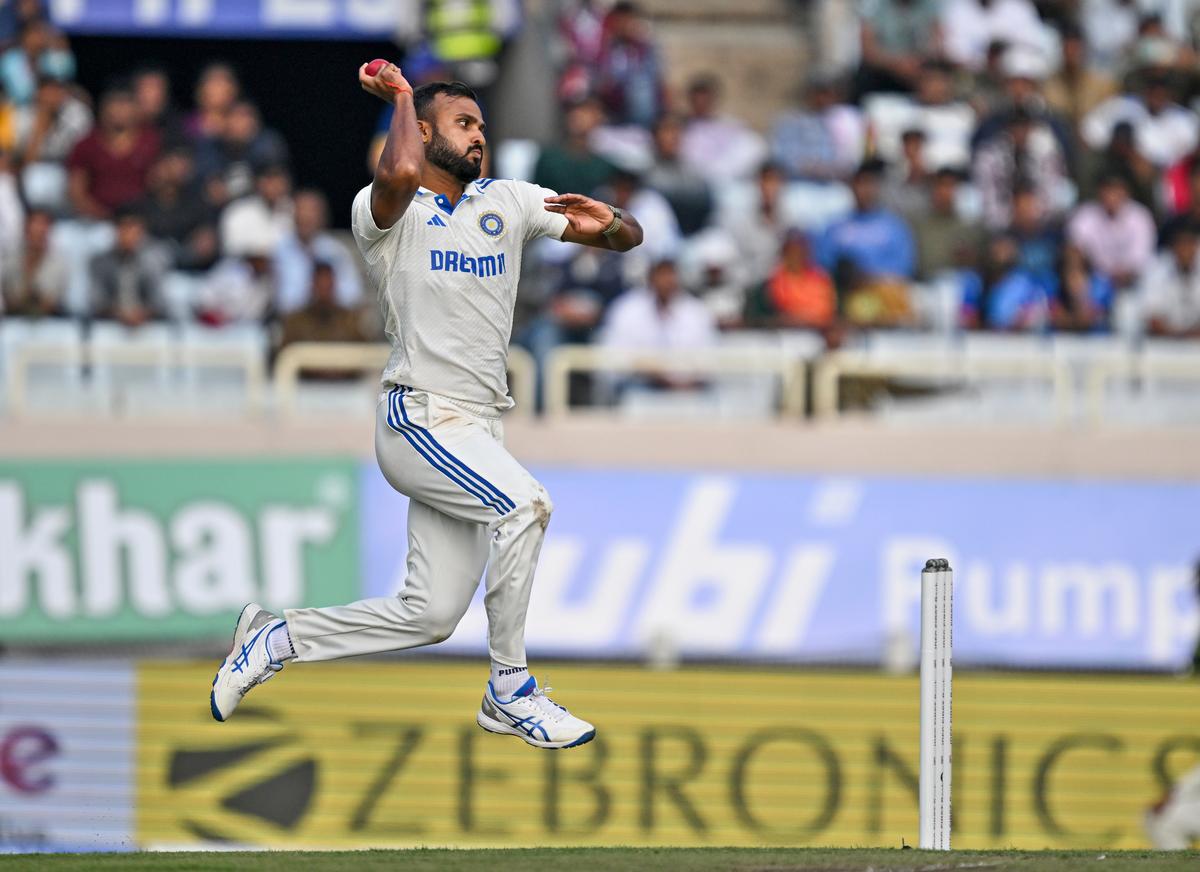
{"left": 413, "top": 81, "right": 479, "bottom": 123}
{"left": 113, "top": 204, "right": 145, "bottom": 225}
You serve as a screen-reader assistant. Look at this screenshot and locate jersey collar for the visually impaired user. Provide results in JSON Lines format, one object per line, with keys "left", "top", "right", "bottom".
{"left": 416, "top": 179, "right": 494, "bottom": 215}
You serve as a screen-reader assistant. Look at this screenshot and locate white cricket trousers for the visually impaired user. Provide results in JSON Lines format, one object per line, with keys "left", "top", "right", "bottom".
{"left": 284, "top": 386, "right": 552, "bottom": 667}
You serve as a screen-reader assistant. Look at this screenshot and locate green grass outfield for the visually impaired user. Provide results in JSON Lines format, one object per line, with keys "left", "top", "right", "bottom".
{"left": 3, "top": 849, "right": 1198, "bottom": 871}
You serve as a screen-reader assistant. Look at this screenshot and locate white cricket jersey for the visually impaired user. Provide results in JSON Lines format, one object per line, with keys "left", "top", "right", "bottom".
{"left": 351, "top": 177, "right": 569, "bottom": 409}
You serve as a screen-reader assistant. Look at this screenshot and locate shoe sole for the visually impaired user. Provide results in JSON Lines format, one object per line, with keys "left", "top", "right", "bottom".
{"left": 210, "top": 603, "right": 261, "bottom": 723}
{"left": 476, "top": 711, "right": 596, "bottom": 750}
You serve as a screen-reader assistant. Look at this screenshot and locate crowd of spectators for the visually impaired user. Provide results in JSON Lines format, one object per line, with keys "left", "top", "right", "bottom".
{"left": 0, "top": 4, "right": 370, "bottom": 359}
{"left": 5, "top": 0, "right": 1200, "bottom": 400}
{"left": 516, "top": 0, "right": 1200, "bottom": 373}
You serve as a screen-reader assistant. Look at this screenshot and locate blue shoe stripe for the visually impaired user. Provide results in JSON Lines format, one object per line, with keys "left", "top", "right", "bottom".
{"left": 384, "top": 388, "right": 508, "bottom": 515}
{"left": 394, "top": 388, "right": 516, "bottom": 513}
{"left": 563, "top": 729, "right": 596, "bottom": 748}
{"left": 210, "top": 689, "right": 224, "bottom": 722}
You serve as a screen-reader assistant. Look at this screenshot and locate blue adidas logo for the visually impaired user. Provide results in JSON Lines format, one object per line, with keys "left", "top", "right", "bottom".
{"left": 427, "top": 215, "right": 447, "bottom": 227}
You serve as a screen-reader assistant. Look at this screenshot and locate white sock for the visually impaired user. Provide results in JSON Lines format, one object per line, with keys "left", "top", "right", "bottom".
{"left": 490, "top": 662, "right": 530, "bottom": 698}
{"left": 267, "top": 622, "right": 296, "bottom": 662}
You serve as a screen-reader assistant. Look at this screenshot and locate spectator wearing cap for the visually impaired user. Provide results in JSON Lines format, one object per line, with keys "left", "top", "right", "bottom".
{"left": 3, "top": 209, "right": 68, "bottom": 317}
{"left": 910, "top": 167, "right": 984, "bottom": 280}
{"left": 1043, "top": 24, "right": 1118, "bottom": 135}
{"left": 219, "top": 162, "right": 294, "bottom": 260}
{"left": 195, "top": 237, "right": 276, "bottom": 327}
{"left": 854, "top": 0, "right": 943, "bottom": 96}
{"left": 195, "top": 99, "right": 289, "bottom": 205}
{"left": 679, "top": 229, "right": 747, "bottom": 327}
{"left": 973, "top": 105, "right": 1069, "bottom": 230}
{"left": 818, "top": 159, "right": 915, "bottom": 283}
{"left": 15, "top": 75, "right": 91, "bottom": 211}
{"left": 941, "top": 0, "right": 1055, "bottom": 73}
{"left": 770, "top": 75, "right": 865, "bottom": 181}
{"left": 1083, "top": 74, "right": 1199, "bottom": 168}
{"left": 279, "top": 262, "right": 368, "bottom": 373}
{"left": 1067, "top": 173, "right": 1156, "bottom": 289}
{"left": 136, "top": 148, "right": 218, "bottom": 272}
{"left": 275, "top": 189, "right": 362, "bottom": 314}
{"left": 89, "top": 206, "right": 169, "bottom": 328}
{"left": 532, "top": 97, "right": 614, "bottom": 199}
{"left": 745, "top": 229, "right": 836, "bottom": 330}
{"left": 678, "top": 74, "right": 766, "bottom": 183}
{"left": 644, "top": 114, "right": 713, "bottom": 237}
{"left": 1138, "top": 223, "right": 1200, "bottom": 337}
{"left": 66, "top": 88, "right": 161, "bottom": 221}
{"left": 594, "top": 2, "right": 665, "bottom": 128}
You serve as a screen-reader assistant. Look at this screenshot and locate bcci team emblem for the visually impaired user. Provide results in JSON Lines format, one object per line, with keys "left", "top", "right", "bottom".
{"left": 478, "top": 211, "right": 505, "bottom": 239}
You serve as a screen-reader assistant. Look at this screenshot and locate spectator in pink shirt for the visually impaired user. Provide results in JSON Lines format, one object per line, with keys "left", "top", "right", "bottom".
{"left": 1066, "top": 173, "right": 1155, "bottom": 289}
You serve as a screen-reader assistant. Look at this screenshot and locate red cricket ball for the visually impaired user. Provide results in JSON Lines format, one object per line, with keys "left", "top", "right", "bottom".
{"left": 365, "top": 59, "right": 390, "bottom": 77}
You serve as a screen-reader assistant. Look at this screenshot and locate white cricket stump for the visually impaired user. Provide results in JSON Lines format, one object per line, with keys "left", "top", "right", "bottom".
{"left": 919, "top": 557, "right": 953, "bottom": 850}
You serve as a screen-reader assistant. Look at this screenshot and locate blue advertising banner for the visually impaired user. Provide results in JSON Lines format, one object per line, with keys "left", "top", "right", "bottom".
{"left": 50, "top": 0, "right": 398, "bottom": 39}
{"left": 359, "top": 465, "right": 1200, "bottom": 671}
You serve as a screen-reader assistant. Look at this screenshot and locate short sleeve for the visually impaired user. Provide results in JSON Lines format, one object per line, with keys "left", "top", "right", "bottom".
{"left": 516, "top": 181, "right": 570, "bottom": 244}
{"left": 351, "top": 184, "right": 395, "bottom": 263}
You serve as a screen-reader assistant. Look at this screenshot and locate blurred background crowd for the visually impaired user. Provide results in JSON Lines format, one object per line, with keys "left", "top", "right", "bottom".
{"left": 2, "top": 0, "right": 1200, "bottom": 387}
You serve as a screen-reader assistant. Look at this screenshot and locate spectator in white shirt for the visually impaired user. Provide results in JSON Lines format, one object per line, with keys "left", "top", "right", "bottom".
{"left": 1080, "top": 0, "right": 1141, "bottom": 69}
{"left": 219, "top": 162, "right": 293, "bottom": 258}
{"left": 869, "top": 61, "right": 975, "bottom": 170}
{"left": 679, "top": 74, "right": 766, "bottom": 183}
{"left": 1066, "top": 173, "right": 1155, "bottom": 289}
{"left": 599, "top": 169, "right": 681, "bottom": 263}
{"left": 1139, "top": 223, "right": 1200, "bottom": 337}
{"left": 941, "top": 0, "right": 1056, "bottom": 72}
{"left": 600, "top": 258, "right": 717, "bottom": 362}
{"left": 1082, "top": 73, "right": 1199, "bottom": 168}
{"left": 274, "top": 189, "right": 362, "bottom": 314}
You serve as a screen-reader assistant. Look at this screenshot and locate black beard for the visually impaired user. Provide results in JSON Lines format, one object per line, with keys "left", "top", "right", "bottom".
{"left": 426, "top": 128, "right": 482, "bottom": 183}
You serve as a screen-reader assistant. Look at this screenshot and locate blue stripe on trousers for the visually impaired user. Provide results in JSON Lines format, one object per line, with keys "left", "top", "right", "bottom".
{"left": 384, "top": 387, "right": 507, "bottom": 515}
{"left": 394, "top": 387, "right": 517, "bottom": 513}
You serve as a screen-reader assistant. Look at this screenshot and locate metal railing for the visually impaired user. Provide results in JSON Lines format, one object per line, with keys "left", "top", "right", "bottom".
{"left": 1084, "top": 343, "right": 1200, "bottom": 425}
{"left": 811, "top": 347, "right": 1075, "bottom": 422}
{"left": 271, "top": 342, "right": 536, "bottom": 417}
{"left": 6, "top": 341, "right": 267, "bottom": 417}
{"left": 7, "top": 333, "right": 1200, "bottom": 426}
{"left": 543, "top": 344, "right": 808, "bottom": 419}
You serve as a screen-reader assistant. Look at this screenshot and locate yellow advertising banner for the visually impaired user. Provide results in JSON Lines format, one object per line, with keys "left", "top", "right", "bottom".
{"left": 137, "top": 662, "right": 1200, "bottom": 849}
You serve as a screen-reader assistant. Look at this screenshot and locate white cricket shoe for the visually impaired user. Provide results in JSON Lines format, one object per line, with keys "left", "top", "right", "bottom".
{"left": 210, "top": 603, "right": 285, "bottom": 722}
{"left": 477, "top": 676, "right": 596, "bottom": 749}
